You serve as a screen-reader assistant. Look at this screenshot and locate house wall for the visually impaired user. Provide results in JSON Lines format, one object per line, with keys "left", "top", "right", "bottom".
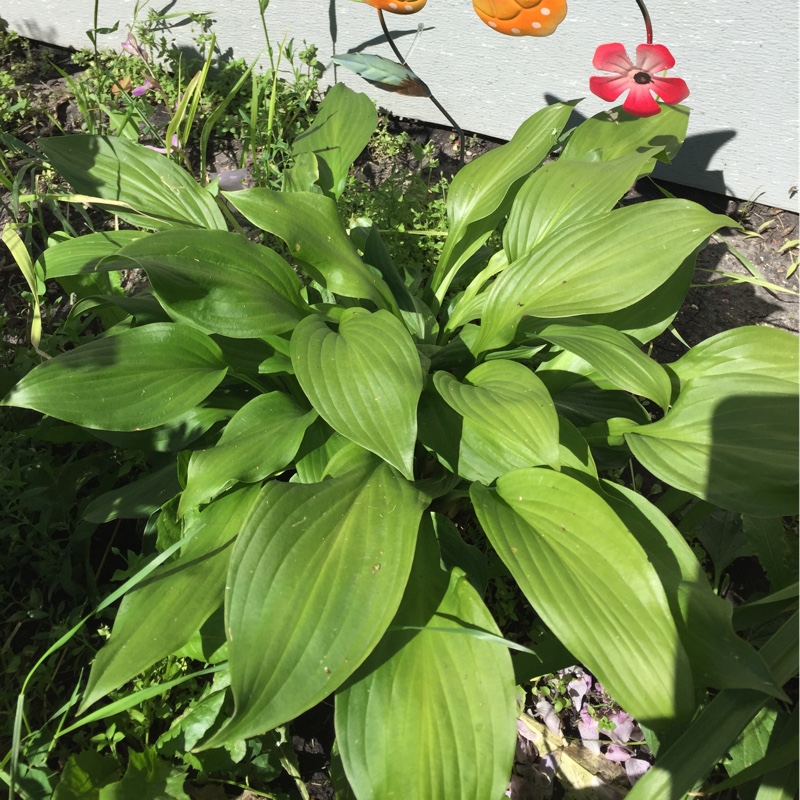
{"left": 4, "top": 0, "right": 798, "bottom": 211}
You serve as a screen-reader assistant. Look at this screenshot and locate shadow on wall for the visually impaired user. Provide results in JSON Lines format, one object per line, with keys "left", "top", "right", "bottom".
{"left": 545, "top": 94, "right": 737, "bottom": 198}
{"left": 0, "top": 15, "right": 58, "bottom": 48}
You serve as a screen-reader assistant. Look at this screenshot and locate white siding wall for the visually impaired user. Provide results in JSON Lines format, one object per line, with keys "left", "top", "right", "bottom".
{"left": 4, "top": 0, "right": 798, "bottom": 210}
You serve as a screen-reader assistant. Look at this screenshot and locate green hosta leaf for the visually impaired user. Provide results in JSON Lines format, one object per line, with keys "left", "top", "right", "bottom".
{"left": 433, "top": 360, "right": 559, "bottom": 483}
{"left": 693, "top": 510, "right": 753, "bottom": 589}
{"left": 38, "top": 135, "right": 226, "bottom": 231}
{"left": 84, "top": 463, "right": 180, "bottom": 523}
{"left": 335, "top": 517, "right": 516, "bottom": 800}
{"left": 38, "top": 230, "right": 148, "bottom": 279}
{"left": 742, "top": 515, "right": 798, "bottom": 592}
{"left": 179, "top": 393, "right": 317, "bottom": 515}
{"left": 292, "top": 82, "right": 378, "bottom": 199}
{"left": 224, "top": 188, "right": 396, "bottom": 310}
{"left": 432, "top": 102, "right": 576, "bottom": 295}
{"left": 625, "top": 613, "right": 798, "bottom": 800}
{"left": 529, "top": 319, "right": 672, "bottom": 409}
{"left": 474, "top": 200, "right": 729, "bottom": 352}
{"left": 471, "top": 468, "right": 696, "bottom": 727}
{"left": 504, "top": 148, "right": 660, "bottom": 261}
{"left": 626, "top": 374, "right": 799, "bottom": 516}
{"left": 578, "top": 252, "right": 695, "bottom": 344}
{"left": 433, "top": 513, "right": 489, "bottom": 596}
{"left": 88, "top": 405, "right": 233, "bottom": 452}
{"left": 548, "top": 376, "right": 650, "bottom": 428}
{"left": 81, "top": 486, "right": 260, "bottom": 710}
{"left": 203, "top": 462, "right": 425, "bottom": 746}
{"left": 671, "top": 326, "right": 799, "bottom": 387}
{"left": 332, "top": 53, "right": 430, "bottom": 97}
{"left": 116, "top": 230, "right": 307, "bottom": 338}
{"left": 290, "top": 310, "right": 423, "bottom": 479}
{"left": 602, "top": 482, "right": 782, "bottom": 697}
{"left": 558, "top": 416, "right": 597, "bottom": 477}
{"left": 2, "top": 323, "right": 227, "bottom": 431}
{"left": 561, "top": 103, "right": 690, "bottom": 165}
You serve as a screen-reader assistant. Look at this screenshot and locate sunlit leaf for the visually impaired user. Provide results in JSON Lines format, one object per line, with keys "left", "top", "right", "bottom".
{"left": 179, "top": 393, "right": 317, "bottom": 515}
{"left": 202, "top": 462, "right": 424, "bottom": 746}
{"left": 431, "top": 102, "right": 576, "bottom": 295}
{"left": 626, "top": 374, "right": 799, "bottom": 516}
{"left": 224, "top": 188, "right": 396, "bottom": 310}
{"left": 529, "top": 319, "right": 672, "bottom": 409}
{"left": 472, "top": 468, "right": 696, "bottom": 727}
{"left": 291, "top": 309, "right": 423, "bottom": 479}
{"left": 2, "top": 323, "right": 227, "bottom": 431}
{"left": 117, "top": 230, "right": 307, "bottom": 338}
{"left": 81, "top": 486, "right": 260, "bottom": 710}
{"left": 38, "top": 135, "right": 226, "bottom": 231}
{"left": 474, "top": 200, "right": 729, "bottom": 352}
{"left": 433, "top": 360, "right": 559, "bottom": 483}
{"left": 336, "top": 517, "right": 516, "bottom": 800}
{"left": 292, "top": 83, "right": 378, "bottom": 198}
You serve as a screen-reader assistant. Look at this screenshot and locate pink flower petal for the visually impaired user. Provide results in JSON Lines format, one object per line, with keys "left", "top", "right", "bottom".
{"left": 625, "top": 758, "right": 651, "bottom": 785}
{"left": 131, "top": 77, "right": 154, "bottom": 97}
{"left": 592, "top": 42, "right": 634, "bottom": 73}
{"left": 605, "top": 744, "right": 632, "bottom": 762}
{"left": 622, "top": 82, "right": 663, "bottom": 117}
{"left": 605, "top": 711, "right": 635, "bottom": 744}
{"left": 635, "top": 43, "right": 676, "bottom": 73}
{"left": 577, "top": 708, "right": 601, "bottom": 755}
{"left": 535, "top": 698, "right": 562, "bottom": 735}
{"left": 589, "top": 74, "right": 631, "bottom": 102}
{"left": 651, "top": 75, "right": 690, "bottom": 105}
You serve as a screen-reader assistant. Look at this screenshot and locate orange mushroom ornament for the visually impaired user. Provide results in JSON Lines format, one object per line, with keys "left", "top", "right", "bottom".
{"left": 361, "top": 0, "right": 568, "bottom": 36}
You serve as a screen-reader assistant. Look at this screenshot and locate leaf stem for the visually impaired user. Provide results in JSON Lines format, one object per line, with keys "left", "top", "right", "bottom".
{"left": 377, "top": 9, "right": 465, "bottom": 166}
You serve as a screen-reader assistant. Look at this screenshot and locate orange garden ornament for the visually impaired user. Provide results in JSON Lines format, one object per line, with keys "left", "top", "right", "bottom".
{"left": 361, "top": 0, "right": 568, "bottom": 36}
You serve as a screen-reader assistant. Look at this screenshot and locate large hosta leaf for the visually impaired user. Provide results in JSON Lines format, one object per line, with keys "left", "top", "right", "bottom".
{"left": 471, "top": 468, "right": 695, "bottom": 727}
{"left": 431, "top": 102, "right": 576, "bottom": 295}
{"left": 433, "top": 360, "right": 559, "bottom": 483}
{"left": 224, "top": 188, "right": 395, "bottom": 310}
{"left": 335, "top": 517, "right": 516, "bottom": 800}
{"left": 2, "top": 323, "right": 227, "bottom": 430}
{"left": 116, "top": 230, "right": 307, "bottom": 338}
{"left": 179, "top": 392, "right": 317, "bottom": 515}
{"left": 473, "top": 200, "right": 729, "bottom": 352}
{"left": 202, "top": 462, "right": 425, "bottom": 747}
{"left": 560, "top": 103, "right": 689, "bottom": 165}
{"left": 529, "top": 319, "right": 672, "bottom": 409}
{"left": 37, "top": 230, "right": 148, "bottom": 279}
{"left": 626, "top": 374, "right": 799, "bottom": 516}
{"left": 503, "top": 148, "right": 660, "bottom": 261}
{"left": 602, "top": 482, "right": 782, "bottom": 697}
{"left": 81, "top": 486, "right": 260, "bottom": 710}
{"left": 38, "top": 135, "right": 226, "bottom": 231}
{"left": 670, "top": 326, "right": 799, "bottom": 387}
{"left": 290, "top": 309, "right": 423, "bottom": 479}
{"left": 292, "top": 82, "right": 378, "bottom": 199}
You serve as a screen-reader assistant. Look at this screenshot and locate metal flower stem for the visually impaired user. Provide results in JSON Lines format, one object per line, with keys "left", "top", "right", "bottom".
{"left": 634, "top": 0, "right": 654, "bottom": 43}
{"left": 377, "top": 9, "right": 466, "bottom": 166}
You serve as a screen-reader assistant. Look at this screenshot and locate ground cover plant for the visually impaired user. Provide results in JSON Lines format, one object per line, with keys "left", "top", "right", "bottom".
{"left": 1, "top": 1, "right": 798, "bottom": 798}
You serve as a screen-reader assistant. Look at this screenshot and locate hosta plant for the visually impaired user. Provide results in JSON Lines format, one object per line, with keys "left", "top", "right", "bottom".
{"left": 4, "top": 83, "right": 798, "bottom": 799}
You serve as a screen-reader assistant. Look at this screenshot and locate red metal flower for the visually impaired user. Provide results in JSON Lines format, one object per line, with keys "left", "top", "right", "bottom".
{"left": 589, "top": 42, "right": 689, "bottom": 117}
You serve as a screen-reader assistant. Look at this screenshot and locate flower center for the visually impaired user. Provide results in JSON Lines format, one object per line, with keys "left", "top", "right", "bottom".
{"left": 633, "top": 71, "right": 653, "bottom": 84}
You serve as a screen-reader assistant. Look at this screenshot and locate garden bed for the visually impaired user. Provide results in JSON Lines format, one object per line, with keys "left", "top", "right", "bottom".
{"left": 1, "top": 26, "right": 797, "bottom": 800}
